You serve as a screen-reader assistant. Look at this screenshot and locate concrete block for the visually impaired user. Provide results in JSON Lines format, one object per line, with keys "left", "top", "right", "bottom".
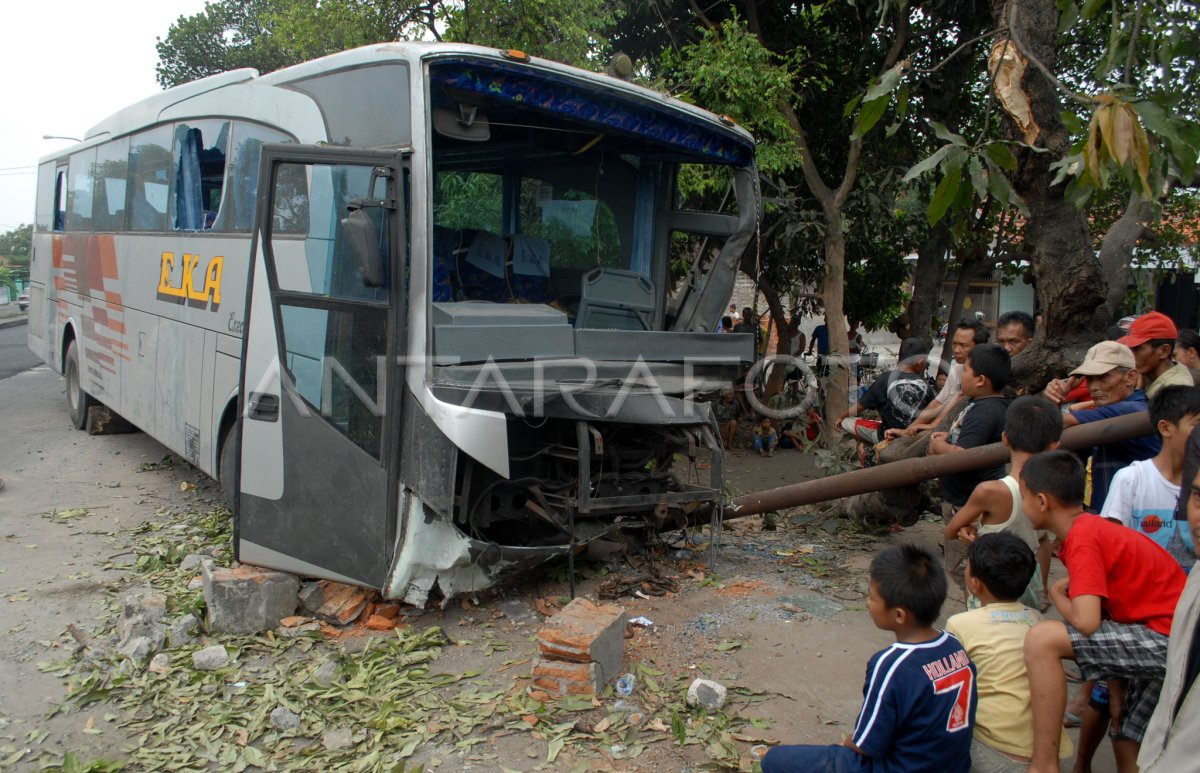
{"left": 203, "top": 563, "right": 299, "bottom": 634}
{"left": 536, "top": 597, "right": 626, "bottom": 687}
{"left": 148, "top": 653, "right": 172, "bottom": 674}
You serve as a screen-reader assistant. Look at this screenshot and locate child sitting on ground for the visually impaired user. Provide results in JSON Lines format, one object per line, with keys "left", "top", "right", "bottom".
{"left": 762, "top": 545, "right": 976, "bottom": 773}
{"left": 754, "top": 416, "right": 779, "bottom": 457}
{"left": 943, "top": 396, "right": 1061, "bottom": 610}
{"left": 945, "top": 533, "right": 1072, "bottom": 772}
{"left": 1019, "top": 450, "right": 1187, "bottom": 773}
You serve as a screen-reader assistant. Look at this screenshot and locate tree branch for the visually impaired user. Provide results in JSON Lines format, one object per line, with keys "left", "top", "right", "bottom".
{"left": 1124, "top": 0, "right": 1143, "bottom": 85}
{"left": 688, "top": 0, "right": 716, "bottom": 31}
{"left": 834, "top": 9, "right": 911, "bottom": 207}
{"left": 914, "top": 27, "right": 1007, "bottom": 76}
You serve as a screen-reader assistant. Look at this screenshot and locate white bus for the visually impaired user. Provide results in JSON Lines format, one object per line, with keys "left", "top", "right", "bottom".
{"left": 28, "top": 43, "right": 758, "bottom": 605}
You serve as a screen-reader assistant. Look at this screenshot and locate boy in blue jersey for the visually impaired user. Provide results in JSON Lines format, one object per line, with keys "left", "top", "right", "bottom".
{"left": 762, "top": 545, "right": 976, "bottom": 772}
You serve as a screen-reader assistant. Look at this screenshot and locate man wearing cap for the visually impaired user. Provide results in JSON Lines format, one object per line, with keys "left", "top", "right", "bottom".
{"left": 1118, "top": 311, "right": 1194, "bottom": 397}
{"left": 1045, "top": 341, "right": 1162, "bottom": 511}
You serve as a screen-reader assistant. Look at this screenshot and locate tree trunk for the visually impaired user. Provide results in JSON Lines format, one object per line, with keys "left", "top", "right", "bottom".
{"left": 941, "top": 255, "right": 985, "bottom": 368}
{"left": 761, "top": 281, "right": 792, "bottom": 401}
{"left": 907, "top": 233, "right": 949, "bottom": 338}
{"left": 990, "top": 0, "right": 1107, "bottom": 359}
{"left": 822, "top": 223, "right": 851, "bottom": 431}
{"left": 1099, "top": 192, "right": 1154, "bottom": 319}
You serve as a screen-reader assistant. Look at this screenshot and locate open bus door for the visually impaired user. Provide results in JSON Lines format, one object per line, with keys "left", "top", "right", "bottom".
{"left": 235, "top": 146, "right": 406, "bottom": 588}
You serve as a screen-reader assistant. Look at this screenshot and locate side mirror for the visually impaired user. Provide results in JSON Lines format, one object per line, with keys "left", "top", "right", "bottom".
{"left": 342, "top": 207, "right": 385, "bottom": 288}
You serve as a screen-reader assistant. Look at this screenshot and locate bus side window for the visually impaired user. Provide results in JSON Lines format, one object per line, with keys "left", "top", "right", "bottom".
{"left": 127, "top": 126, "right": 172, "bottom": 232}
{"left": 92, "top": 138, "right": 130, "bottom": 232}
{"left": 172, "top": 121, "right": 229, "bottom": 231}
{"left": 66, "top": 148, "right": 97, "bottom": 232}
{"left": 212, "top": 122, "right": 292, "bottom": 232}
{"left": 52, "top": 168, "right": 68, "bottom": 232}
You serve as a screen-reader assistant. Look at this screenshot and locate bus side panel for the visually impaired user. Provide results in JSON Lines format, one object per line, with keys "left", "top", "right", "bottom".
{"left": 60, "top": 234, "right": 127, "bottom": 406}
{"left": 212, "top": 348, "right": 241, "bottom": 469}
{"left": 154, "top": 318, "right": 209, "bottom": 469}
{"left": 120, "top": 307, "right": 159, "bottom": 436}
{"left": 27, "top": 232, "right": 53, "bottom": 365}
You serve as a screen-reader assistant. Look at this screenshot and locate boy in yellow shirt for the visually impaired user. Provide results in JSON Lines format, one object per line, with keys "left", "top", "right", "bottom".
{"left": 945, "top": 533, "right": 1072, "bottom": 772}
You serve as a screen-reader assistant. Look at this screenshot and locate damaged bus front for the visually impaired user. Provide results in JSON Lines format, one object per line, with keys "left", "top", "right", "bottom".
{"left": 234, "top": 44, "right": 758, "bottom": 606}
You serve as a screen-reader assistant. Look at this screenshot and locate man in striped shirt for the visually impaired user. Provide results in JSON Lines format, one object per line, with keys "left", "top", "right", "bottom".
{"left": 762, "top": 545, "right": 976, "bottom": 772}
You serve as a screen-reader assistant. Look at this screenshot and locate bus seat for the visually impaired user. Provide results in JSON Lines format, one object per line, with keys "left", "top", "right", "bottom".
{"left": 576, "top": 268, "right": 655, "bottom": 330}
{"left": 508, "top": 235, "right": 555, "bottom": 304}
{"left": 431, "top": 226, "right": 462, "bottom": 302}
{"left": 457, "top": 230, "right": 509, "bottom": 302}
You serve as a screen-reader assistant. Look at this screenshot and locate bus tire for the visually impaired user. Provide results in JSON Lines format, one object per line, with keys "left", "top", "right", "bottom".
{"left": 65, "top": 340, "right": 95, "bottom": 430}
{"left": 219, "top": 426, "right": 238, "bottom": 510}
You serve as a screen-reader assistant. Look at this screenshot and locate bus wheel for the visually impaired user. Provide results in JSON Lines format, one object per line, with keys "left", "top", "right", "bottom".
{"left": 65, "top": 341, "right": 95, "bottom": 430}
{"left": 219, "top": 427, "right": 238, "bottom": 510}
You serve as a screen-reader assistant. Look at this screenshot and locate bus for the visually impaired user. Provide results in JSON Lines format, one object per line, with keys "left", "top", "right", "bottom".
{"left": 28, "top": 43, "right": 758, "bottom": 605}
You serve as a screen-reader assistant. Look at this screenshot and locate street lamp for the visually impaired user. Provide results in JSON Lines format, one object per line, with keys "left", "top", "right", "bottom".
{"left": 42, "top": 134, "right": 81, "bottom": 143}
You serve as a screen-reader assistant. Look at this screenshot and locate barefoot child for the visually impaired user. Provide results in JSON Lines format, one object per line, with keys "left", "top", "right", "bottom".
{"left": 754, "top": 416, "right": 779, "bottom": 457}
{"left": 762, "top": 545, "right": 976, "bottom": 772}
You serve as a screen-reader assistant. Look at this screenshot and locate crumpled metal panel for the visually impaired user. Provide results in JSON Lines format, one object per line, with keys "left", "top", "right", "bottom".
{"left": 399, "top": 389, "right": 457, "bottom": 518}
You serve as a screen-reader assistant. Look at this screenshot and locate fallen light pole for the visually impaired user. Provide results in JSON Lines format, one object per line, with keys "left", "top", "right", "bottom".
{"left": 727, "top": 411, "right": 1152, "bottom": 517}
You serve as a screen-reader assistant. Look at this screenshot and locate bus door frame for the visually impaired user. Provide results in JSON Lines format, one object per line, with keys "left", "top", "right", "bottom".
{"left": 234, "top": 144, "right": 408, "bottom": 588}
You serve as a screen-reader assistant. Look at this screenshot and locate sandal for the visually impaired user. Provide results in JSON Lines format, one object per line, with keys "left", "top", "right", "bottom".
{"left": 1063, "top": 712, "right": 1082, "bottom": 728}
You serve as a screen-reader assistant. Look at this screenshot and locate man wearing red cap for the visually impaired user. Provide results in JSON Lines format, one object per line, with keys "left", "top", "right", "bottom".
{"left": 1119, "top": 311, "right": 1195, "bottom": 397}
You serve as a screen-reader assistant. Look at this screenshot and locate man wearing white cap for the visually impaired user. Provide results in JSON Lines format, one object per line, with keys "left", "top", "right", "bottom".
{"left": 1044, "top": 341, "right": 1162, "bottom": 511}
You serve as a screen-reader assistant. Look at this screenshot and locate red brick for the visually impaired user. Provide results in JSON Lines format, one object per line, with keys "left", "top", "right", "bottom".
{"left": 375, "top": 604, "right": 401, "bottom": 620}
{"left": 364, "top": 615, "right": 395, "bottom": 631}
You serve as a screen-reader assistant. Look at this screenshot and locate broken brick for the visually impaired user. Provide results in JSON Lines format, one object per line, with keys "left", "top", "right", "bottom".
{"left": 364, "top": 615, "right": 395, "bottom": 631}
{"left": 310, "top": 581, "right": 369, "bottom": 626}
{"left": 531, "top": 598, "right": 626, "bottom": 697}
{"left": 375, "top": 604, "right": 401, "bottom": 620}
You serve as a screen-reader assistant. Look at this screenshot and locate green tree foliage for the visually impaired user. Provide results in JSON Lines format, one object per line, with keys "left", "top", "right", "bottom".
{"left": 155, "top": 0, "right": 621, "bottom": 88}
{"left": 0, "top": 224, "right": 32, "bottom": 262}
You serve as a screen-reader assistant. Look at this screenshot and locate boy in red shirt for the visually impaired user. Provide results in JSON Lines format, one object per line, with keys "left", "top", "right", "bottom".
{"left": 1019, "top": 450, "right": 1187, "bottom": 773}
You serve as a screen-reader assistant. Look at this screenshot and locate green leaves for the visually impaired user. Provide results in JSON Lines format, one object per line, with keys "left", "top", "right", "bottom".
{"left": 851, "top": 61, "right": 908, "bottom": 140}
{"left": 902, "top": 117, "right": 1031, "bottom": 226}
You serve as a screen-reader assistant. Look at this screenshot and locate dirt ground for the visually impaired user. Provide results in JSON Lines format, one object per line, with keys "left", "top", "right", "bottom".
{"left": 0, "top": 365, "right": 1116, "bottom": 772}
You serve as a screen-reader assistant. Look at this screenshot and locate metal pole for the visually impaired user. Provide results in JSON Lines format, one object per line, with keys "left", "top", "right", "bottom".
{"left": 727, "top": 410, "right": 1152, "bottom": 517}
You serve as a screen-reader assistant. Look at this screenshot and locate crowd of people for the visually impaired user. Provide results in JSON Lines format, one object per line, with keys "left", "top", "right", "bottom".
{"left": 758, "top": 308, "right": 1200, "bottom": 773}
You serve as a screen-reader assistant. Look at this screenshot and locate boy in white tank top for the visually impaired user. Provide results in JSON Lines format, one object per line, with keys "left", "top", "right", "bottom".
{"left": 944, "top": 396, "right": 1063, "bottom": 609}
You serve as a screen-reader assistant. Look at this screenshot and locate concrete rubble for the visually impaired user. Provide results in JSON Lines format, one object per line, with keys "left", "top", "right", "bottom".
{"left": 531, "top": 597, "right": 626, "bottom": 697}
{"left": 686, "top": 678, "right": 729, "bottom": 710}
{"left": 192, "top": 644, "right": 230, "bottom": 671}
{"left": 116, "top": 587, "right": 167, "bottom": 663}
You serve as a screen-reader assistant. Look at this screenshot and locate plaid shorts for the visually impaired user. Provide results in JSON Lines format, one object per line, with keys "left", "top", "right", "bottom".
{"left": 1067, "top": 620, "right": 1169, "bottom": 742}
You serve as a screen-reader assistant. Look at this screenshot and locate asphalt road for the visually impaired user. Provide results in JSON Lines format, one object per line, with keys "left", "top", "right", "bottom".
{"left": 0, "top": 319, "right": 41, "bottom": 380}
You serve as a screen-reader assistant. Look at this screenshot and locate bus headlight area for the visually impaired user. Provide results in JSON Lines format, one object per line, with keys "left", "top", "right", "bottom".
{"left": 386, "top": 413, "right": 724, "bottom": 607}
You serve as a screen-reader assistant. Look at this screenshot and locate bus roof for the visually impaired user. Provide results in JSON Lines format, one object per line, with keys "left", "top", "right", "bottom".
{"left": 42, "top": 42, "right": 753, "bottom": 165}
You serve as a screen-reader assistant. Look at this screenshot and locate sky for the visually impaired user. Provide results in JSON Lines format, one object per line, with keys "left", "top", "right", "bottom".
{"left": 0, "top": 0, "right": 209, "bottom": 234}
